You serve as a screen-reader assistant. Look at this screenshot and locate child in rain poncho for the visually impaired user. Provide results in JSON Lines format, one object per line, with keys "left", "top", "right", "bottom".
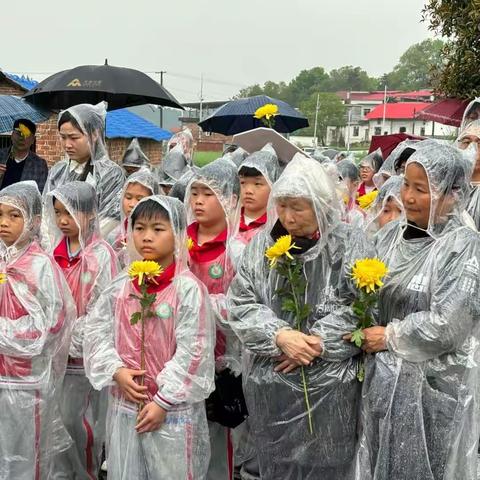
{"left": 107, "top": 169, "right": 159, "bottom": 269}
{"left": 357, "top": 149, "right": 383, "bottom": 199}
{"left": 45, "top": 181, "right": 119, "bottom": 479}
{"left": 237, "top": 144, "right": 280, "bottom": 245}
{"left": 227, "top": 154, "right": 373, "bottom": 480}
{"left": 337, "top": 159, "right": 365, "bottom": 228}
{"left": 0, "top": 181, "right": 76, "bottom": 479}
{"left": 364, "top": 176, "right": 404, "bottom": 239}
{"left": 84, "top": 196, "right": 215, "bottom": 480}
{"left": 185, "top": 158, "right": 246, "bottom": 480}
{"left": 121, "top": 138, "right": 150, "bottom": 176}
{"left": 44, "top": 102, "right": 125, "bottom": 237}
{"left": 353, "top": 141, "right": 480, "bottom": 479}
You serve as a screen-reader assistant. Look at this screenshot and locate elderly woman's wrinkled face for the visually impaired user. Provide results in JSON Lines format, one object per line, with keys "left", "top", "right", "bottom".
{"left": 276, "top": 197, "right": 319, "bottom": 238}
{"left": 401, "top": 163, "right": 431, "bottom": 229}
{"left": 458, "top": 134, "right": 480, "bottom": 178}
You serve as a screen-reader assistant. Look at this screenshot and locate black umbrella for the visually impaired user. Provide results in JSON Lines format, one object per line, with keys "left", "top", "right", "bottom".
{"left": 23, "top": 61, "right": 183, "bottom": 111}
{"left": 198, "top": 95, "right": 308, "bottom": 135}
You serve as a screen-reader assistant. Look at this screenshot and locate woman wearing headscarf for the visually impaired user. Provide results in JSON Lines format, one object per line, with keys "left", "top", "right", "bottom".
{"left": 43, "top": 102, "right": 125, "bottom": 237}
{"left": 228, "top": 154, "right": 373, "bottom": 479}
{"left": 352, "top": 141, "right": 480, "bottom": 479}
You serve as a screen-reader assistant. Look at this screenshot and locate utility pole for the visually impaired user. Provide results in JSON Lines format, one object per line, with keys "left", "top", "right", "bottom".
{"left": 313, "top": 93, "right": 320, "bottom": 147}
{"left": 155, "top": 70, "right": 167, "bottom": 128}
{"left": 382, "top": 84, "right": 387, "bottom": 134}
{"left": 199, "top": 73, "right": 204, "bottom": 122}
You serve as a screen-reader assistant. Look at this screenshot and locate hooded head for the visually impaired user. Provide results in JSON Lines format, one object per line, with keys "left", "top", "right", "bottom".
{"left": 45, "top": 181, "right": 99, "bottom": 251}
{"left": 238, "top": 143, "right": 280, "bottom": 188}
{"left": 57, "top": 102, "right": 107, "bottom": 164}
{"left": 460, "top": 98, "right": 480, "bottom": 132}
{"left": 158, "top": 144, "right": 189, "bottom": 190}
{"left": 120, "top": 168, "right": 160, "bottom": 222}
{"left": 129, "top": 195, "right": 189, "bottom": 275}
{"left": 185, "top": 157, "right": 241, "bottom": 238}
{"left": 337, "top": 159, "right": 359, "bottom": 196}
{"left": 402, "top": 141, "right": 471, "bottom": 237}
{"left": 167, "top": 129, "right": 194, "bottom": 162}
{"left": 373, "top": 140, "right": 420, "bottom": 188}
{"left": 0, "top": 181, "right": 42, "bottom": 259}
{"left": 365, "top": 176, "right": 404, "bottom": 235}
{"left": 267, "top": 153, "right": 340, "bottom": 259}
{"left": 121, "top": 138, "right": 150, "bottom": 173}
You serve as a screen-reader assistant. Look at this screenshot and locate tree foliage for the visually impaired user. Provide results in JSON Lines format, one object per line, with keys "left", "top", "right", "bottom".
{"left": 380, "top": 39, "right": 444, "bottom": 90}
{"left": 423, "top": 0, "right": 480, "bottom": 98}
{"left": 299, "top": 92, "right": 346, "bottom": 144}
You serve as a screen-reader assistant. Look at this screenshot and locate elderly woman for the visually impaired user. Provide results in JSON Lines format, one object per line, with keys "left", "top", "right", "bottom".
{"left": 228, "top": 154, "right": 373, "bottom": 479}
{"left": 352, "top": 141, "right": 480, "bottom": 479}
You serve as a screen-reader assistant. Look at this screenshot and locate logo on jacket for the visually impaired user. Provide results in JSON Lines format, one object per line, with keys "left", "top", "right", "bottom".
{"left": 156, "top": 303, "right": 173, "bottom": 319}
{"left": 407, "top": 274, "right": 428, "bottom": 293}
{"left": 208, "top": 263, "right": 224, "bottom": 279}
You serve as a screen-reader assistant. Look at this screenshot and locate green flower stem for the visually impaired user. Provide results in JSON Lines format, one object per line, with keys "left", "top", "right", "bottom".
{"left": 286, "top": 264, "right": 314, "bottom": 435}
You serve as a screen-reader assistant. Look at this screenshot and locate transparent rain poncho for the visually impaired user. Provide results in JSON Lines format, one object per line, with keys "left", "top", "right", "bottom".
{"left": 460, "top": 97, "right": 480, "bottom": 132}
{"left": 456, "top": 120, "right": 480, "bottom": 230}
{"left": 227, "top": 155, "right": 373, "bottom": 479}
{"left": 355, "top": 141, "right": 480, "bottom": 479}
{"left": 121, "top": 138, "right": 150, "bottom": 169}
{"left": 169, "top": 167, "right": 197, "bottom": 203}
{"left": 84, "top": 195, "right": 215, "bottom": 479}
{"left": 157, "top": 144, "right": 190, "bottom": 189}
{"left": 45, "top": 181, "right": 119, "bottom": 478}
{"left": 185, "top": 157, "right": 244, "bottom": 371}
{"left": 44, "top": 102, "right": 126, "bottom": 236}
{"left": 337, "top": 159, "right": 365, "bottom": 228}
{"left": 238, "top": 144, "right": 280, "bottom": 184}
{"left": 373, "top": 140, "right": 419, "bottom": 188}
{"left": 107, "top": 169, "right": 159, "bottom": 269}
{"left": 364, "top": 176, "right": 404, "bottom": 238}
{"left": 360, "top": 148, "right": 383, "bottom": 172}
{"left": 167, "top": 128, "right": 194, "bottom": 162}
{"left": 0, "top": 181, "right": 76, "bottom": 478}
{"left": 224, "top": 146, "right": 249, "bottom": 167}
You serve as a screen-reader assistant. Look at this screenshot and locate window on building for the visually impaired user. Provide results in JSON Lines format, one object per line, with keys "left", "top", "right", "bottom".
{"left": 399, "top": 126, "right": 407, "bottom": 133}
{"left": 376, "top": 119, "right": 381, "bottom": 125}
{"left": 420, "top": 127, "right": 426, "bottom": 136}
{"left": 374, "top": 127, "right": 382, "bottom": 135}
{"left": 363, "top": 109, "right": 371, "bottom": 116}
{"left": 353, "top": 126, "right": 360, "bottom": 137}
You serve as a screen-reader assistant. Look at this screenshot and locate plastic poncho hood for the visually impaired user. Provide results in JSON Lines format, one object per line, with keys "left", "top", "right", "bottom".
{"left": 238, "top": 143, "right": 280, "bottom": 187}
{"left": 121, "top": 138, "right": 149, "bottom": 168}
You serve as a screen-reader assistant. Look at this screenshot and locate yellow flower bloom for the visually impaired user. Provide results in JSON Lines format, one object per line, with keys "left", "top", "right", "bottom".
{"left": 128, "top": 260, "right": 163, "bottom": 285}
{"left": 17, "top": 123, "right": 32, "bottom": 138}
{"left": 358, "top": 190, "right": 378, "bottom": 210}
{"left": 265, "top": 235, "right": 300, "bottom": 268}
{"left": 351, "top": 257, "right": 388, "bottom": 294}
{"left": 187, "top": 237, "right": 195, "bottom": 251}
{"left": 0, "top": 273, "right": 6, "bottom": 284}
{"left": 253, "top": 103, "right": 279, "bottom": 121}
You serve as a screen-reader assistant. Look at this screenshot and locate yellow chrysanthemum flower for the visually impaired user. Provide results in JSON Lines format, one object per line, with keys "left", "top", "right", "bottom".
{"left": 128, "top": 260, "right": 163, "bottom": 285}
{"left": 265, "top": 235, "right": 300, "bottom": 268}
{"left": 0, "top": 273, "right": 6, "bottom": 285}
{"left": 186, "top": 237, "right": 195, "bottom": 251}
{"left": 358, "top": 190, "right": 378, "bottom": 210}
{"left": 351, "top": 257, "right": 388, "bottom": 294}
{"left": 253, "top": 103, "right": 279, "bottom": 121}
{"left": 18, "top": 123, "right": 32, "bottom": 138}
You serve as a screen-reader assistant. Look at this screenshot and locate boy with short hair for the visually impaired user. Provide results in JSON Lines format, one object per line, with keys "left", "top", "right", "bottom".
{"left": 84, "top": 196, "right": 215, "bottom": 479}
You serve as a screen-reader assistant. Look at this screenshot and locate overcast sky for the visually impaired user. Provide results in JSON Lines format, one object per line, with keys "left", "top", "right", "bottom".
{"left": 4, "top": 0, "right": 434, "bottom": 103}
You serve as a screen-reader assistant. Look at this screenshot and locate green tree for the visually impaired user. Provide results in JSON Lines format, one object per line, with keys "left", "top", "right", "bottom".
{"left": 237, "top": 84, "right": 264, "bottom": 98}
{"left": 381, "top": 39, "right": 444, "bottom": 90}
{"left": 423, "top": 1, "right": 480, "bottom": 98}
{"left": 299, "top": 92, "right": 346, "bottom": 145}
{"left": 284, "top": 67, "right": 330, "bottom": 105}
{"left": 326, "top": 66, "right": 378, "bottom": 92}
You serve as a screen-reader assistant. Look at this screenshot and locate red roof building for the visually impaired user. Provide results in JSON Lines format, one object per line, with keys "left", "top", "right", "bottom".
{"left": 365, "top": 102, "right": 431, "bottom": 120}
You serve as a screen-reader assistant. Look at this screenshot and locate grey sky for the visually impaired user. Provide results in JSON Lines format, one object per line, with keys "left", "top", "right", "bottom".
{"left": 4, "top": 0, "right": 433, "bottom": 103}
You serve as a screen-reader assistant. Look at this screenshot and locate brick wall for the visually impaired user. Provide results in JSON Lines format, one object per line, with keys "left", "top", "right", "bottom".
{"left": 183, "top": 122, "right": 232, "bottom": 152}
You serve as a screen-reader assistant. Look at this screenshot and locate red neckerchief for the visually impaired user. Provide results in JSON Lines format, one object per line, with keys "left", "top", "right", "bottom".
{"left": 132, "top": 261, "right": 176, "bottom": 294}
{"left": 239, "top": 208, "right": 267, "bottom": 232}
{"left": 53, "top": 237, "right": 81, "bottom": 269}
{"left": 187, "top": 222, "right": 227, "bottom": 263}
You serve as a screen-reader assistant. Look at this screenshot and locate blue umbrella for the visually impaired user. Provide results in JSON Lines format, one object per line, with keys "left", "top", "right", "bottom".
{"left": 198, "top": 95, "right": 309, "bottom": 135}
{"left": 0, "top": 95, "right": 51, "bottom": 133}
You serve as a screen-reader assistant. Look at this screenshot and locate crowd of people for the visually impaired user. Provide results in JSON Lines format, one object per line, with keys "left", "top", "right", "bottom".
{"left": 1, "top": 99, "right": 480, "bottom": 479}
